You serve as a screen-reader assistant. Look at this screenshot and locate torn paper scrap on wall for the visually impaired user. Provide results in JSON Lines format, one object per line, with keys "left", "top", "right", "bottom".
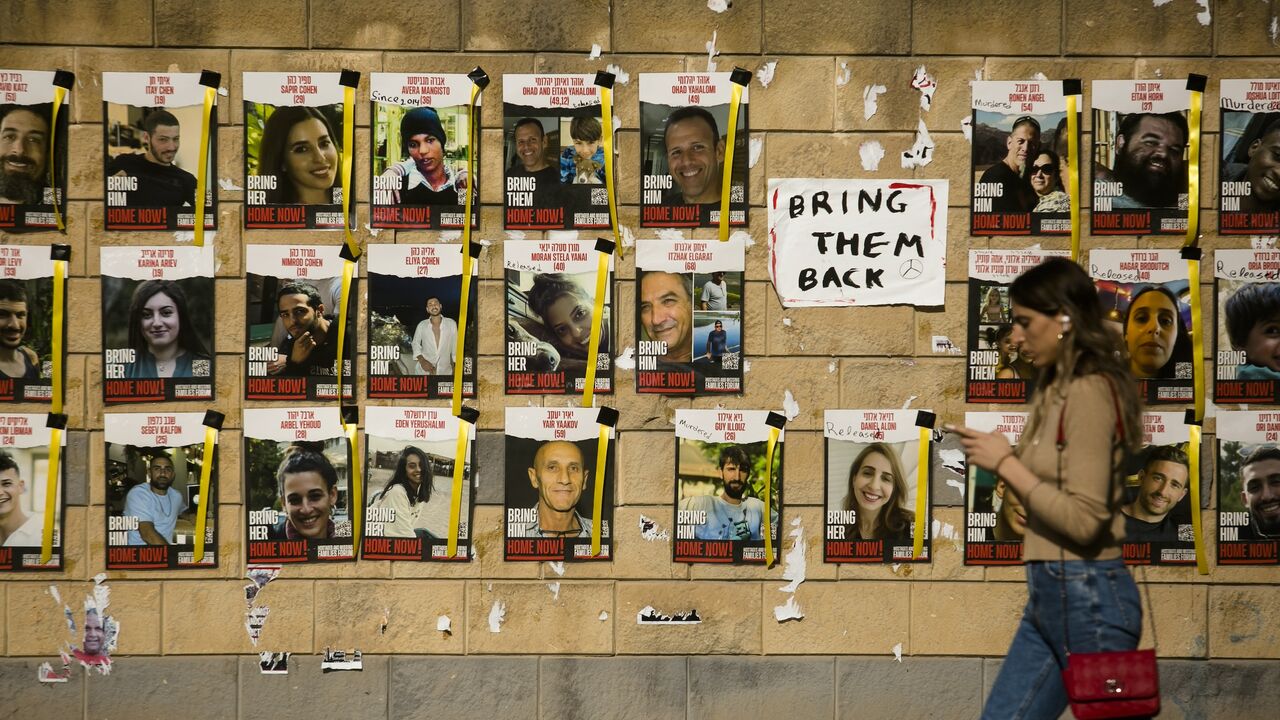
{"left": 749, "top": 137, "right": 763, "bottom": 168}
{"left": 773, "top": 595, "right": 804, "bottom": 622}
{"left": 548, "top": 582, "right": 561, "bottom": 600}
{"left": 859, "top": 140, "right": 885, "bottom": 171}
{"left": 901, "top": 119, "right": 935, "bottom": 169}
{"left": 708, "top": 0, "right": 729, "bottom": 12}
{"left": 548, "top": 560, "right": 565, "bottom": 576}
{"left": 588, "top": 44, "right": 601, "bottom": 59}
{"left": 615, "top": 346, "right": 636, "bottom": 370}
{"left": 893, "top": 642, "right": 904, "bottom": 662}
{"left": 606, "top": 64, "right": 630, "bottom": 85}
{"left": 38, "top": 662, "right": 70, "bottom": 683}
{"left": 836, "top": 63, "right": 851, "bottom": 87}
{"left": 259, "top": 652, "right": 290, "bottom": 674}
{"left": 639, "top": 514, "right": 671, "bottom": 541}
{"left": 756, "top": 61, "right": 778, "bottom": 88}
{"left": 782, "top": 389, "right": 801, "bottom": 421}
{"left": 910, "top": 66, "right": 936, "bottom": 111}
{"left": 488, "top": 600, "right": 507, "bottom": 633}
{"left": 637, "top": 606, "right": 702, "bottom": 624}
{"left": 779, "top": 518, "right": 807, "bottom": 593}
{"left": 961, "top": 116, "right": 972, "bottom": 141}
{"left": 437, "top": 615, "right": 452, "bottom": 635}
{"left": 863, "top": 84, "right": 887, "bottom": 120}
{"left": 705, "top": 31, "right": 720, "bottom": 71}
{"left": 321, "top": 647, "right": 363, "bottom": 672}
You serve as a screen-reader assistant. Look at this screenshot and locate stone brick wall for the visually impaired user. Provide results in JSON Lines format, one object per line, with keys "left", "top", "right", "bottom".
{"left": 3, "top": 1, "right": 1279, "bottom": 717}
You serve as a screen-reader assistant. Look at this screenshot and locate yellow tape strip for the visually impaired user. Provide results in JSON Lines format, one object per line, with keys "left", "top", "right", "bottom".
{"left": 446, "top": 417, "right": 472, "bottom": 558}
{"left": 39, "top": 427, "right": 61, "bottom": 565}
{"left": 913, "top": 427, "right": 930, "bottom": 560}
{"left": 345, "top": 422, "right": 362, "bottom": 557}
{"left": 333, "top": 260, "right": 355, "bottom": 404}
{"left": 51, "top": 259, "right": 65, "bottom": 415}
{"left": 1185, "top": 88, "right": 1202, "bottom": 249}
{"left": 1066, "top": 93, "right": 1080, "bottom": 263}
{"left": 1187, "top": 424, "right": 1207, "bottom": 574}
{"left": 1188, "top": 258, "right": 1205, "bottom": 423}
{"left": 192, "top": 425, "right": 218, "bottom": 564}
{"left": 763, "top": 426, "right": 780, "bottom": 566}
{"left": 599, "top": 86, "right": 623, "bottom": 257}
{"left": 581, "top": 250, "right": 610, "bottom": 407}
{"left": 341, "top": 84, "right": 357, "bottom": 258}
{"left": 452, "top": 81, "right": 482, "bottom": 417}
{"left": 48, "top": 86, "right": 67, "bottom": 231}
{"left": 590, "top": 424, "right": 610, "bottom": 557}
{"left": 194, "top": 85, "right": 216, "bottom": 246}
{"left": 718, "top": 82, "right": 744, "bottom": 242}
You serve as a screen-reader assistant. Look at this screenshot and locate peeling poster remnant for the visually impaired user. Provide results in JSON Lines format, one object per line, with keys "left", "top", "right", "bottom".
{"left": 637, "top": 606, "right": 702, "bottom": 624}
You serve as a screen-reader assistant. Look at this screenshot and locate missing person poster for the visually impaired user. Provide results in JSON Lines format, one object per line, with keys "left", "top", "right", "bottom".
{"left": 504, "top": 406, "right": 613, "bottom": 561}
{"left": 367, "top": 244, "right": 477, "bottom": 399}
{"left": 1091, "top": 80, "right": 1192, "bottom": 235}
{"left": 102, "top": 72, "right": 215, "bottom": 231}
{"left": 243, "top": 407, "right": 353, "bottom": 564}
{"left": 503, "top": 74, "right": 611, "bottom": 230}
{"left": 639, "top": 72, "right": 747, "bottom": 228}
{"left": 635, "top": 236, "right": 744, "bottom": 394}
{"left": 363, "top": 406, "right": 473, "bottom": 562}
{"left": 674, "top": 409, "right": 782, "bottom": 564}
{"left": 1120, "top": 412, "right": 1195, "bottom": 566}
{"left": 967, "top": 249, "right": 1069, "bottom": 403}
{"left": 1216, "top": 410, "right": 1280, "bottom": 564}
{"left": 0, "top": 246, "right": 58, "bottom": 403}
{"left": 963, "top": 411, "right": 1027, "bottom": 565}
{"left": 767, "top": 178, "right": 948, "bottom": 307}
{"left": 100, "top": 245, "right": 215, "bottom": 404}
{"left": 1090, "top": 249, "right": 1193, "bottom": 404}
{"left": 504, "top": 239, "right": 612, "bottom": 395}
{"left": 0, "top": 414, "right": 64, "bottom": 572}
{"left": 1221, "top": 79, "right": 1280, "bottom": 234}
{"left": 370, "top": 72, "right": 477, "bottom": 230}
{"left": 0, "top": 70, "right": 68, "bottom": 232}
{"left": 824, "top": 410, "right": 929, "bottom": 563}
{"left": 245, "top": 244, "right": 355, "bottom": 402}
{"left": 243, "top": 72, "right": 349, "bottom": 230}
{"left": 970, "top": 80, "right": 1078, "bottom": 235}
{"left": 1214, "top": 249, "right": 1280, "bottom": 403}
{"left": 105, "top": 412, "right": 215, "bottom": 570}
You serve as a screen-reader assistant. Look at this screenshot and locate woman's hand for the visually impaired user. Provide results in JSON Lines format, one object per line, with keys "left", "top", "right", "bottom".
{"left": 946, "top": 423, "right": 1014, "bottom": 473}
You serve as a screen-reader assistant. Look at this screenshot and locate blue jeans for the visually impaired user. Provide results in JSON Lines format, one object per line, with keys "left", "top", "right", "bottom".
{"left": 981, "top": 558, "right": 1143, "bottom": 720}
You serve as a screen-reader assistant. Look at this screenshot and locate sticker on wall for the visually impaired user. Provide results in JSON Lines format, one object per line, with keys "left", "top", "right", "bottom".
{"left": 674, "top": 408, "right": 783, "bottom": 564}
{"left": 1120, "top": 412, "right": 1196, "bottom": 566}
{"left": 0, "top": 414, "right": 65, "bottom": 572}
{"left": 0, "top": 246, "right": 59, "bottom": 403}
{"left": 243, "top": 407, "right": 354, "bottom": 564}
{"left": 362, "top": 406, "right": 473, "bottom": 562}
{"left": 100, "top": 245, "right": 215, "bottom": 404}
{"left": 104, "top": 412, "right": 216, "bottom": 569}
{"left": 966, "top": 248, "right": 1070, "bottom": 403}
{"left": 102, "top": 72, "right": 216, "bottom": 231}
{"left": 970, "top": 80, "right": 1079, "bottom": 236}
{"left": 1091, "top": 79, "right": 1192, "bottom": 236}
{"left": 1214, "top": 249, "right": 1280, "bottom": 403}
{"left": 504, "top": 239, "right": 613, "bottom": 395}
{"left": 1090, "top": 249, "right": 1193, "bottom": 404}
{"left": 369, "top": 72, "right": 477, "bottom": 230}
{"left": 1216, "top": 411, "right": 1280, "bottom": 564}
{"left": 0, "top": 69, "right": 70, "bottom": 232}
{"left": 366, "top": 244, "right": 477, "bottom": 399}
{"left": 503, "top": 74, "right": 611, "bottom": 230}
{"left": 245, "top": 244, "right": 355, "bottom": 401}
{"left": 639, "top": 72, "right": 748, "bottom": 228}
{"left": 1218, "top": 79, "right": 1280, "bottom": 235}
{"left": 635, "top": 236, "right": 744, "bottom": 394}
{"left": 963, "top": 411, "right": 1027, "bottom": 565}
{"left": 824, "top": 410, "right": 930, "bottom": 562}
{"left": 504, "top": 406, "right": 614, "bottom": 561}
{"left": 242, "top": 72, "right": 350, "bottom": 230}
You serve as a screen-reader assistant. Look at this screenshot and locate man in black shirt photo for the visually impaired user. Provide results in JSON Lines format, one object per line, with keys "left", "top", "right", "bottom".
{"left": 106, "top": 109, "right": 197, "bottom": 207}
{"left": 268, "top": 282, "right": 338, "bottom": 378}
{"left": 1121, "top": 444, "right": 1190, "bottom": 542}
{"left": 977, "top": 115, "right": 1040, "bottom": 212}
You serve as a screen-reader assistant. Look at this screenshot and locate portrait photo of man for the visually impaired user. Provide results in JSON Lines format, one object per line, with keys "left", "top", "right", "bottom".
{"left": 106, "top": 109, "right": 197, "bottom": 208}
{"left": 0, "top": 450, "right": 42, "bottom": 547}
{"left": 662, "top": 106, "right": 725, "bottom": 206}
{"left": 270, "top": 282, "right": 338, "bottom": 378}
{"left": 123, "top": 454, "right": 187, "bottom": 546}
{"left": 0, "top": 104, "right": 50, "bottom": 206}
{"left": 638, "top": 270, "right": 692, "bottom": 364}
{"left": 410, "top": 296, "right": 457, "bottom": 376}
{"left": 1239, "top": 446, "right": 1280, "bottom": 540}
{"left": 678, "top": 445, "right": 774, "bottom": 541}
{"left": 512, "top": 439, "right": 593, "bottom": 539}
{"left": 1121, "top": 445, "right": 1191, "bottom": 543}
{"left": 1097, "top": 111, "right": 1188, "bottom": 209}
{"left": 0, "top": 280, "right": 41, "bottom": 382}
{"left": 976, "top": 115, "right": 1040, "bottom": 212}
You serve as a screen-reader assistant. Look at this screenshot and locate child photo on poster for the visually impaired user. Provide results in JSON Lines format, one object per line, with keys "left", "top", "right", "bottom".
{"left": 1091, "top": 249, "right": 1194, "bottom": 404}
{"left": 635, "top": 237, "right": 744, "bottom": 395}
{"left": 504, "top": 407, "right": 613, "bottom": 562}
{"left": 1216, "top": 411, "right": 1280, "bottom": 565}
{"left": 1118, "top": 412, "right": 1196, "bottom": 566}
{"left": 102, "top": 72, "right": 215, "bottom": 231}
{"left": 1214, "top": 249, "right": 1280, "bottom": 403}
{"left": 1091, "top": 79, "right": 1192, "bottom": 236}
{"left": 243, "top": 407, "right": 353, "bottom": 564}
{"left": 674, "top": 409, "right": 782, "bottom": 564}
{"left": 970, "top": 80, "right": 1078, "bottom": 236}
{"left": 504, "top": 239, "right": 612, "bottom": 395}
{"left": 100, "top": 245, "right": 215, "bottom": 404}
{"left": 243, "top": 72, "right": 349, "bottom": 230}
{"left": 0, "top": 69, "right": 69, "bottom": 232}
{"left": 370, "top": 73, "right": 477, "bottom": 230}
{"left": 0, "top": 414, "right": 64, "bottom": 572}
{"left": 824, "top": 410, "right": 929, "bottom": 563}
{"left": 963, "top": 412, "right": 1027, "bottom": 565}
{"left": 363, "top": 406, "right": 474, "bottom": 562}
{"left": 0, "top": 246, "right": 59, "bottom": 403}
{"left": 245, "top": 245, "right": 355, "bottom": 402}
{"left": 1219, "top": 79, "right": 1280, "bottom": 235}
{"left": 503, "top": 74, "right": 610, "bottom": 230}
{"left": 366, "top": 244, "right": 477, "bottom": 400}
{"left": 639, "top": 72, "right": 747, "bottom": 228}
{"left": 966, "top": 249, "right": 1069, "bottom": 403}
{"left": 104, "top": 412, "right": 216, "bottom": 570}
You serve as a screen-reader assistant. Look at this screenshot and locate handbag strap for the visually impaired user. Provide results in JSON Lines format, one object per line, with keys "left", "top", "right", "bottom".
{"left": 1054, "top": 375, "right": 1157, "bottom": 656}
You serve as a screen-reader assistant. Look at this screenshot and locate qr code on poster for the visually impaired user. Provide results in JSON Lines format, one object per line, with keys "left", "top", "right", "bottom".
{"left": 193, "top": 359, "right": 211, "bottom": 377}
{"left": 1175, "top": 362, "right": 1192, "bottom": 380}
{"left": 591, "top": 188, "right": 608, "bottom": 204}
{"left": 722, "top": 352, "right": 740, "bottom": 370}
{"left": 1177, "top": 524, "right": 1194, "bottom": 542}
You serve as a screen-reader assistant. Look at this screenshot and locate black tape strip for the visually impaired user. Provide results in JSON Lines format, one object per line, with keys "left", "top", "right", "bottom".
{"left": 339, "top": 69, "right": 360, "bottom": 88}
{"left": 199, "top": 70, "right": 222, "bottom": 88}
{"left": 1183, "top": 409, "right": 1202, "bottom": 427}
{"left": 595, "top": 237, "right": 616, "bottom": 254}
{"left": 50, "top": 244, "right": 71, "bottom": 261}
{"left": 341, "top": 405, "right": 360, "bottom": 425}
{"left": 915, "top": 410, "right": 937, "bottom": 429}
{"left": 596, "top": 407, "right": 619, "bottom": 428}
{"left": 730, "top": 67, "right": 752, "bottom": 87}
{"left": 765, "top": 411, "right": 787, "bottom": 430}
{"left": 1186, "top": 74, "right": 1207, "bottom": 93}
{"left": 202, "top": 410, "right": 226, "bottom": 430}
{"left": 458, "top": 406, "right": 480, "bottom": 424}
{"left": 339, "top": 242, "right": 361, "bottom": 263}
{"left": 52, "top": 70, "right": 75, "bottom": 89}
{"left": 468, "top": 67, "right": 490, "bottom": 90}
{"left": 46, "top": 413, "right": 69, "bottom": 430}
{"left": 594, "top": 71, "right": 616, "bottom": 89}
{"left": 1062, "top": 79, "right": 1082, "bottom": 96}
{"left": 1180, "top": 246, "right": 1202, "bottom": 261}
